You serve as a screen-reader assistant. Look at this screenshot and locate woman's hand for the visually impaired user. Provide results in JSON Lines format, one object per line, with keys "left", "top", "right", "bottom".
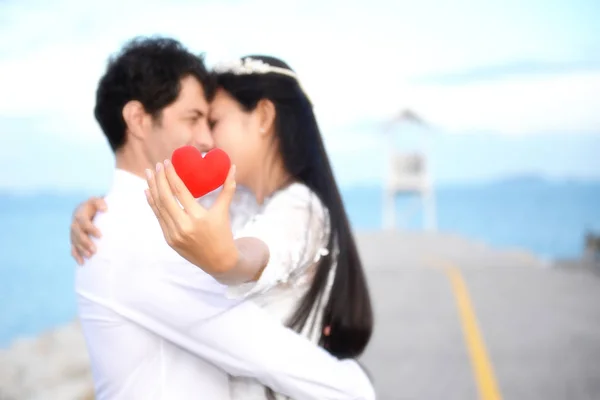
{"left": 144, "top": 159, "right": 239, "bottom": 276}
{"left": 70, "top": 197, "right": 107, "bottom": 265}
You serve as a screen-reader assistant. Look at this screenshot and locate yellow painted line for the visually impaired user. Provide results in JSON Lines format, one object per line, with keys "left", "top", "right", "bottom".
{"left": 428, "top": 258, "right": 502, "bottom": 400}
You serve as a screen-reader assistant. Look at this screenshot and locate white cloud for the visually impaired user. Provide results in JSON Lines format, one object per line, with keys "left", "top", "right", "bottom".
{"left": 1, "top": 0, "right": 599, "bottom": 189}
{"left": 400, "top": 71, "right": 600, "bottom": 135}
{"left": 2, "top": 0, "right": 598, "bottom": 141}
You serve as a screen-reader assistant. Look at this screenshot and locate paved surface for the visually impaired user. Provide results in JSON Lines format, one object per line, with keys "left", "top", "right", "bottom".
{"left": 356, "top": 231, "right": 600, "bottom": 400}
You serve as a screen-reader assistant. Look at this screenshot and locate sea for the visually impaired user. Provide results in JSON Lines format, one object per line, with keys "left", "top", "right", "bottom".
{"left": 1, "top": 178, "right": 599, "bottom": 347}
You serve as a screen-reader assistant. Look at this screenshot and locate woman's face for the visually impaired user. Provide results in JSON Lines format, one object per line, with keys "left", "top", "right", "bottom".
{"left": 208, "top": 88, "right": 263, "bottom": 187}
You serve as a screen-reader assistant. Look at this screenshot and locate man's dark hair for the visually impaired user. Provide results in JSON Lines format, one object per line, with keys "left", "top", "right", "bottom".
{"left": 94, "top": 37, "right": 215, "bottom": 152}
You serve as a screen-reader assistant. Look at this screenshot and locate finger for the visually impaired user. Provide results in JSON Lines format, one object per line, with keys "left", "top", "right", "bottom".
{"left": 75, "top": 243, "right": 92, "bottom": 259}
{"left": 70, "top": 222, "right": 94, "bottom": 255}
{"left": 82, "top": 196, "right": 98, "bottom": 216}
{"left": 154, "top": 162, "right": 189, "bottom": 229}
{"left": 214, "top": 164, "right": 236, "bottom": 214}
{"left": 76, "top": 214, "right": 102, "bottom": 241}
{"left": 70, "top": 221, "right": 78, "bottom": 245}
{"left": 89, "top": 225, "right": 102, "bottom": 239}
{"left": 146, "top": 167, "right": 177, "bottom": 233}
{"left": 76, "top": 229, "right": 97, "bottom": 254}
{"left": 145, "top": 188, "right": 173, "bottom": 244}
{"left": 71, "top": 245, "right": 84, "bottom": 266}
{"left": 163, "top": 159, "right": 205, "bottom": 218}
{"left": 92, "top": 197, "right": 108, "bottom": 212}
{"left": 74, "top": 198, "right": 102, "bottom": 238}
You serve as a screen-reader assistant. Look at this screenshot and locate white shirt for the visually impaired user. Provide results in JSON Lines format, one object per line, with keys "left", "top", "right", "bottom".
{"left": 76, "top": 169, "right": 375, "bottom": 400}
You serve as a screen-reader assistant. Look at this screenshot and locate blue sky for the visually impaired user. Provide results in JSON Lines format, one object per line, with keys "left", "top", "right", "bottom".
{"left": 1, "top": 0, "right": 599, "bottom": 191}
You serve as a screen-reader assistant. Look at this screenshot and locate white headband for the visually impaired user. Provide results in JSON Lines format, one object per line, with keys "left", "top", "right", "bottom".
{"left": 212, "top": 57, "right": 312, "bottom": 105}
{"left": 212, "top": 57, "right": 299, "bottom": 80}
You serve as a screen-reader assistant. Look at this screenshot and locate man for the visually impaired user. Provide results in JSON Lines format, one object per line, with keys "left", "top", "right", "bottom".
{"left": 76, "top": 36, "right": 375, "bottom": 400}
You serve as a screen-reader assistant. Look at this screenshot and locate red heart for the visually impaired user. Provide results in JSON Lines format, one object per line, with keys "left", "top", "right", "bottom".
{"left": 171, "top": 146, "right": 231, "bottom": 198}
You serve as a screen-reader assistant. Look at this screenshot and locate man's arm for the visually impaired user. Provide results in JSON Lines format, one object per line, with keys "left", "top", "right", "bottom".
{"left": 83, "top": 256, "right": 375, "bottom": 400}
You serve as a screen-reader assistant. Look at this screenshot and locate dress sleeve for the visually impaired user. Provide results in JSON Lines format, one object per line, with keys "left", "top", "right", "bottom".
{"left": 226, "top": 184, "right": 330, "bottom": 299}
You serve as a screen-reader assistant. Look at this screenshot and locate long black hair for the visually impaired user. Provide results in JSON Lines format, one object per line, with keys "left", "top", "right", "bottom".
{"left": 215, "top": 56, "right": 373, "bottom": 360}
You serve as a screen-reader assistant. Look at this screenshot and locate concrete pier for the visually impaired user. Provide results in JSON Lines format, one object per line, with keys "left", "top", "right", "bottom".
{"left": 357, "top": 231, "right": 600, "bottom": 400}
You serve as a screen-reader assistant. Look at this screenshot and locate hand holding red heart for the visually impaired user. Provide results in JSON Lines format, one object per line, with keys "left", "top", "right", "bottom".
{"left": 171, "top": 146, "right": 231, "bottom": 198}
{"left": 144, "top": 154, "right": 239, "bottom": 275}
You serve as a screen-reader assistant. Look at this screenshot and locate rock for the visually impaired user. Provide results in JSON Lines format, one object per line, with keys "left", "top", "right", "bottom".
{"left": 0, "top": 321, "right": 94, "bottom": 400}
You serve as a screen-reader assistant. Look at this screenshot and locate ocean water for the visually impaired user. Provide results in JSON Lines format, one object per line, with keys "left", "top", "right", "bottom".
{"left": 1, "top": 180, "right": 599, "bottom": 347}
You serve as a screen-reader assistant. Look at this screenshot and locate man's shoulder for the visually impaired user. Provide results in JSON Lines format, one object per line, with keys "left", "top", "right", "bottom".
{"left": 96, "top": 190, "right": 157, "bottom": 228}
{"left": 91, "top": 195, "right": 173, "bottom": 260}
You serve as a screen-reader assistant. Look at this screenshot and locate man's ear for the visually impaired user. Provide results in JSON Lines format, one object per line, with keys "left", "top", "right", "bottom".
{"left": 122, "top": 100, "right": 149, "bottom": 140}
{"left": 257, "top": 99, "right": 276, "bottom": 137}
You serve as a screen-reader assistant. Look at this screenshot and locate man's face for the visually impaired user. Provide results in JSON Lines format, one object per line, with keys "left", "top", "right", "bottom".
{"left": 145, "top": 75, "right": 214, "bottom": 164}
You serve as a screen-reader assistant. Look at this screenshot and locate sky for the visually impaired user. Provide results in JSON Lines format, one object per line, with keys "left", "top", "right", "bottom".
{"left": 1, "top": 0, "right": 599, "bottom": 191}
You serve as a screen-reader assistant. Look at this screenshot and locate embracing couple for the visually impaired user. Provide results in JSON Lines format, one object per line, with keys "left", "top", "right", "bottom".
{"left": 70, "top": 36, "right": 375, "bottom": 399}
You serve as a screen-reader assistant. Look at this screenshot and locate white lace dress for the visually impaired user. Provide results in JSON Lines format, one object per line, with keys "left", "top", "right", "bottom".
{"left": 224, "top": 183, "right": 337, "bottom": 400}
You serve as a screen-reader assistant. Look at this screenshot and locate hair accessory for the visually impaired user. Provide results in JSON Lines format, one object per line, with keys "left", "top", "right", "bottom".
{"left": 213, "top": 57, "right": 312, "bottom": 106}
{"left": 213, "top": 57, "right": 298, "bottom": 80}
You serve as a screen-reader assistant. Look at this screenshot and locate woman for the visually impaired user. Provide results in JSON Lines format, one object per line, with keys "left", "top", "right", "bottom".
{"left": 71, "top": 55, "right": 373, "bottom": 399}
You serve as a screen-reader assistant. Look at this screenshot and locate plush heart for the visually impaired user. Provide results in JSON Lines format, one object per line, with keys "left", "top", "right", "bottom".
{"left": 171, "top": 146, "right": 231, "bottom": 198}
